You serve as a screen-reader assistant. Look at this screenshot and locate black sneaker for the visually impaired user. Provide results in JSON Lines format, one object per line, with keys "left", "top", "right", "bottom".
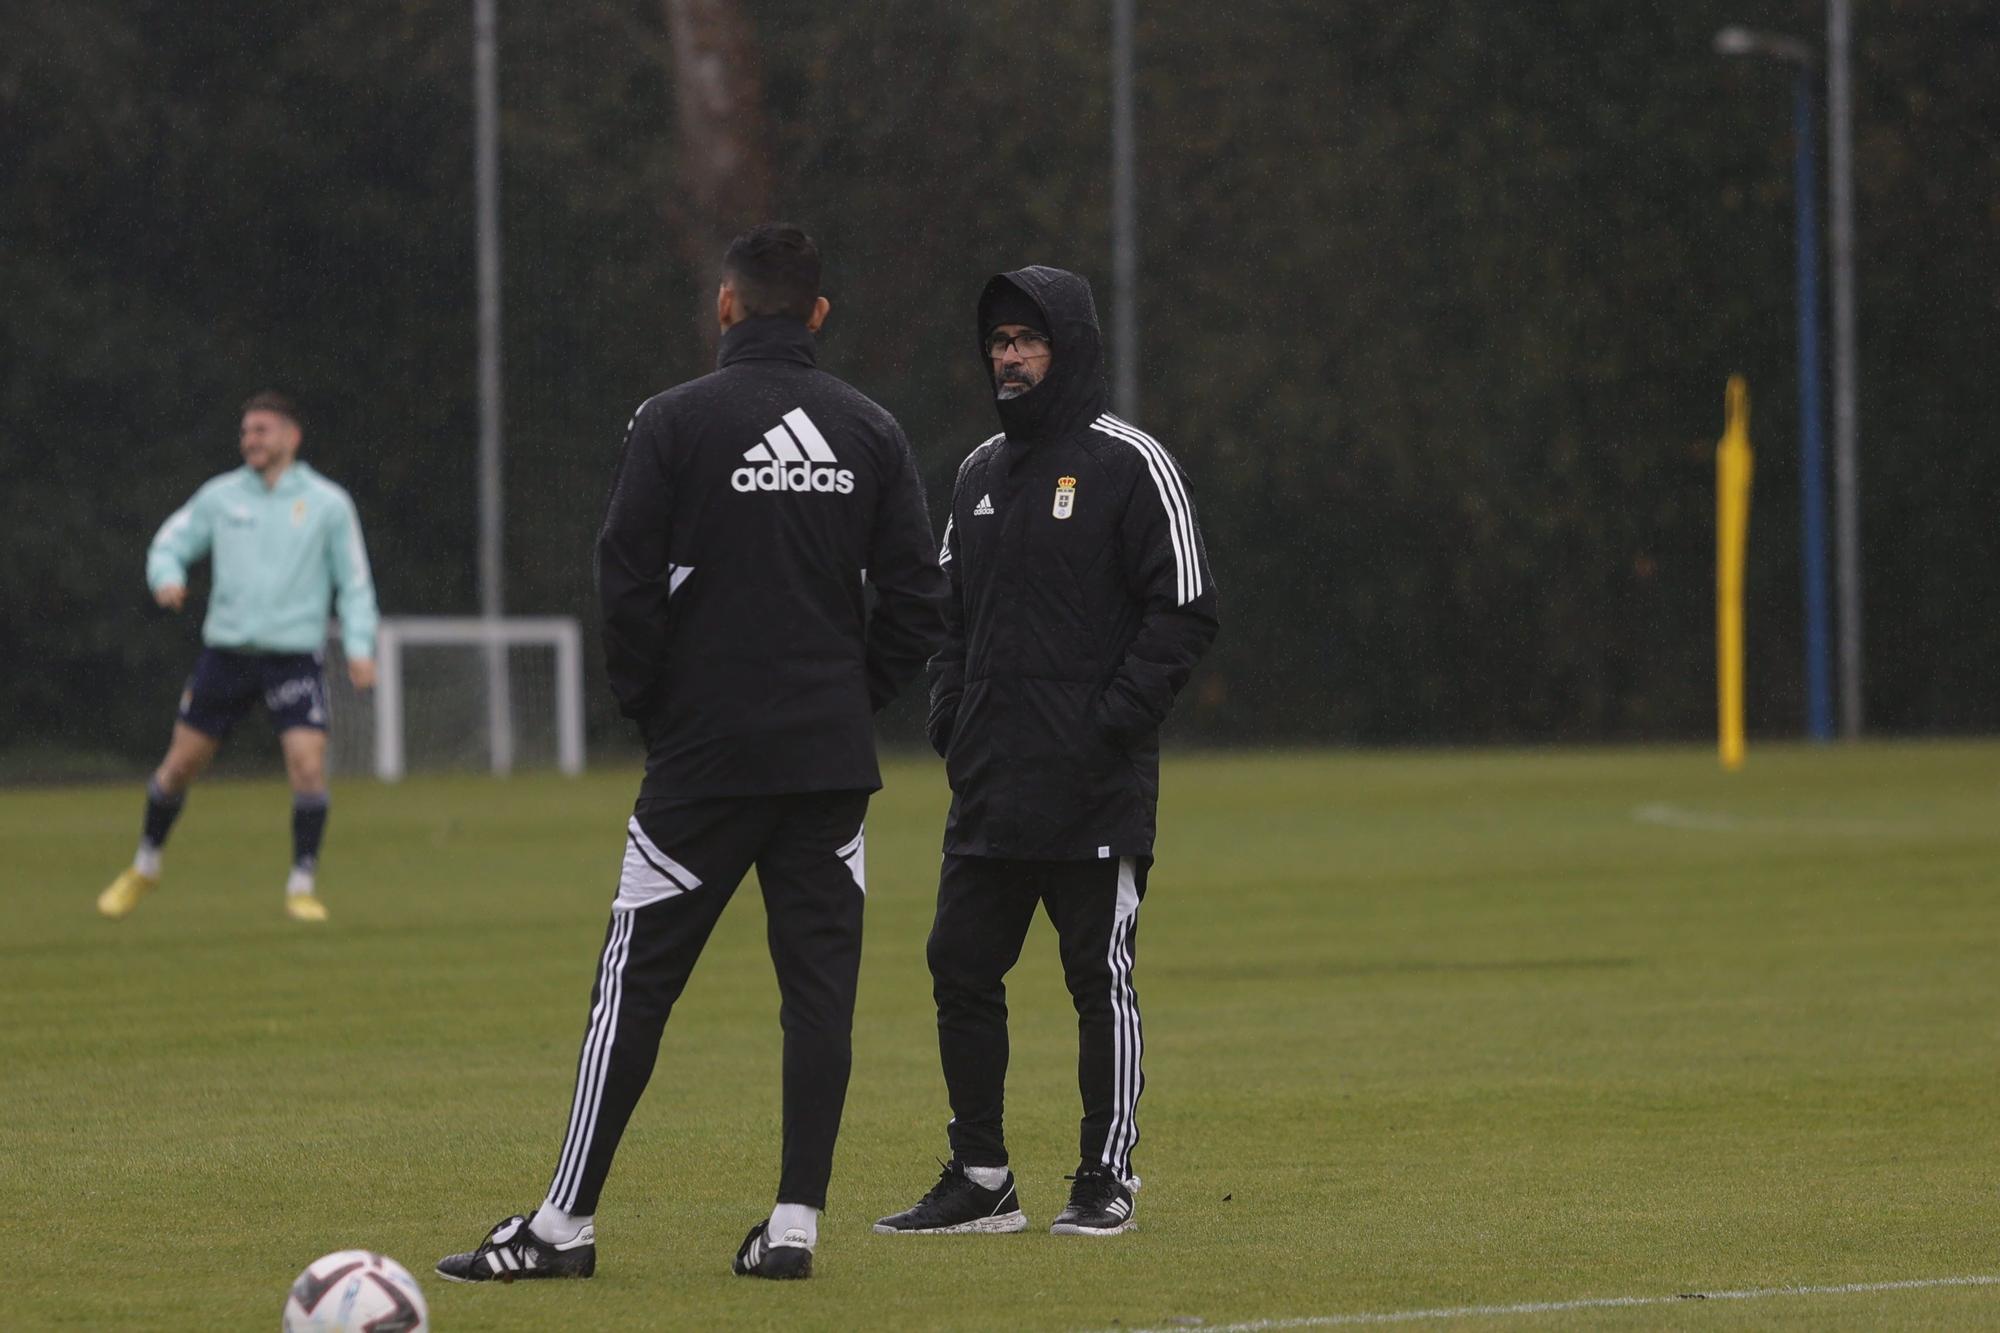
{"left": 732, "top": 1220, "right": 813, "bottom": 1279}
{"left": 873, "top": 1159, "right": 1028, "bottom": 1234}
{"left": 435, "top": 1213, "right": 596, "bottom": 1283}
{"left": 1049, "top": 1168, "right": 1138, "bottom": 1235}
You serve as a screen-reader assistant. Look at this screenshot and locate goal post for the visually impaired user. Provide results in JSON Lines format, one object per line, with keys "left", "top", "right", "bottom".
{"left": 336, "top": 616, "right": 586, "bottom": 782}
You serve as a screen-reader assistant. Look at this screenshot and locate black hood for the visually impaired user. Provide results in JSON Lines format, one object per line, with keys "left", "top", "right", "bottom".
{"left": 978, "top": 266, "right": 1107, "bottom": 445}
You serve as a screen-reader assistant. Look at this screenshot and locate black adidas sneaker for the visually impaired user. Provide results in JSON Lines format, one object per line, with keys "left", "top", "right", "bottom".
{"left": 435, "top": 1213, "right": 596, "bottom": 1283}
{"left": 1048, "top": 1168, "right": 1138, "bottom": 1235}
{"left": 873, "top": 1160, "right": 1029, "bottom": 1234}
{"left": 732, "top": 1220, "right": 813, "bottom": 1279}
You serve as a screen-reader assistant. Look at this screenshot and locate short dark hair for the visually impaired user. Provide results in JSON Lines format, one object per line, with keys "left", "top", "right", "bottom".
{"left": 240, "top": 390, "right": 301, "bottom": 427}
{"left": 722, "top": 223, "right": 822, "bottom": 321}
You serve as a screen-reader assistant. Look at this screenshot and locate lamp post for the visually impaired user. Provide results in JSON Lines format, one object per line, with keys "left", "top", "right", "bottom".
{"left": 1826, "top": 0, "right": 1862, "bottom": 738}
{"left": 1110, "top": 0, "right": 1138, "bottom": 420}
{"left": 473, "top": 0, "right": 513, "bottom": 773}
{"left": 1715, "top": 25, "right": 1833, "bottom": 743}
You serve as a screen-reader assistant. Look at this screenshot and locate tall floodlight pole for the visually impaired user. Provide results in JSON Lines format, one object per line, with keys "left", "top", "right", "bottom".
{"left": 1110, "top": 0, "right": 1139, "bottom": 420}
{"left": 1789, "top": 65, "right": 1832, "bottom": 740}
{"left": 474, "top": 0, "right": 514, "bottom": 774}
{"left": 1826, "top": 0, "right": 1862, "bottom": 737}
{"left": 1714, "top": 26, "right": 1832, "bottom": 741}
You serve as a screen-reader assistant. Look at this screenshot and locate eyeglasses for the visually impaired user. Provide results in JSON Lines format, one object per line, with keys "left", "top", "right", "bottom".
{"left": 986, "top": 330, "right": 1051, "bottom": 357}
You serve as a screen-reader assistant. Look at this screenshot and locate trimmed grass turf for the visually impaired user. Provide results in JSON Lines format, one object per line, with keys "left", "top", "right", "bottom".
{"left": 3, "top": 742, "right": 1997, "bottom": 1330}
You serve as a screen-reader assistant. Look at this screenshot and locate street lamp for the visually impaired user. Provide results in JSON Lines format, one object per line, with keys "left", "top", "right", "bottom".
{"left": 1715, "top": 25, "right": 1833, "bottom": 743}
{"left": 473, "top": 0, "right": 514, "bottom": 773}
{"left": 1110, "top": 0, "right": 1138, "bottom": 420}
{"left": 1826, "top": 0, "right": 1862, "bottom": 739}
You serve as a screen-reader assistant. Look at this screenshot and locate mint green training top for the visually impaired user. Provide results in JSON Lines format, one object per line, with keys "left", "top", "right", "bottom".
{"left": 146, "top": 460, "right": 380, "bottom": 661}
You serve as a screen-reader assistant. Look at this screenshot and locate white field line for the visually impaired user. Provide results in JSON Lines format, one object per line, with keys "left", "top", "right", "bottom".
{"left": 1099, "top": 1275, "right": 2000, "bottom": 1332}
{"left": 1630, "top": 801, "right": 1917, "bottom": 836}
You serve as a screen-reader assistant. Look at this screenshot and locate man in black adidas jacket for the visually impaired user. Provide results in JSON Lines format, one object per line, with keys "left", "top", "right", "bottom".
{"left": 876, "top": 266, "right": 1218, "bottom": 1239}
{"left": 440, "top": 224, "right": 946, "bottom": 1285}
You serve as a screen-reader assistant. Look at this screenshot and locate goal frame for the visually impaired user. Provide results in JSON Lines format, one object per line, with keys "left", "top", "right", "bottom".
{"left": 370, "top": 616, "right": 585, "bottom": 781}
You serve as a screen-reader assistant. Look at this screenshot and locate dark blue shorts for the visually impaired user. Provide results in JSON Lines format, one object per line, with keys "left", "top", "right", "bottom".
{"left": 177, "top": 648, "right": 330, "bottom": 740}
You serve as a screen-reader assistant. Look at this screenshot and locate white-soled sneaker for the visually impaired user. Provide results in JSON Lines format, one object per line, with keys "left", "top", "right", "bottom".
{"left": 874, "top": 1159, "right": 1029, "bottom": 1234}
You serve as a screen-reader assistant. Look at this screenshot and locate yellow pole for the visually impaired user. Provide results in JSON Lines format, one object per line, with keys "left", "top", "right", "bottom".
{"left": 1717, "top": 376, "right": 1754, "bottom": 771}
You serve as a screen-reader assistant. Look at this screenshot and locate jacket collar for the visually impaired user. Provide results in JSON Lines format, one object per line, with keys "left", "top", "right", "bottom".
{"left": 719, "top": 316, "right": 819, "bottom": 370}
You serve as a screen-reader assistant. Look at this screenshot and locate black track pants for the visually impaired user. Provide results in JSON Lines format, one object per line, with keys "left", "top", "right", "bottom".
{"left": 927, "top": 853, "right": 1149, "bottom": 1178}
{"left": 542, "top": 790, "right": 869, "bottom": 1214}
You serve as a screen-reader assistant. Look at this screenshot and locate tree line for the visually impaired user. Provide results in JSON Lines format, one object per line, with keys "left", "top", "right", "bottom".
{"left": 2, "top": 0, "right": 1994, "bottom": 772}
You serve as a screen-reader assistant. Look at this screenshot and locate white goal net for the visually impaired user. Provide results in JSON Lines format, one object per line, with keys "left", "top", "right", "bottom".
{"left": 325, "top": 616, "right": 585, "bottom": 780}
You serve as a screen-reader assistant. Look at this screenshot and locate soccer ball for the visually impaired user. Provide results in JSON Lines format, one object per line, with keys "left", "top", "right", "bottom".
{"left": 281, "top": 1250, "right": 429, "bottom": 1333}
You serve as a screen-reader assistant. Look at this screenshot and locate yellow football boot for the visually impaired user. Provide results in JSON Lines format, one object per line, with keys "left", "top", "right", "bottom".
{"left": 285, "top": 892, "right": 330, "bottom": 923}
{"left": 97, "top": 868, "right": 159, "bottom": 920}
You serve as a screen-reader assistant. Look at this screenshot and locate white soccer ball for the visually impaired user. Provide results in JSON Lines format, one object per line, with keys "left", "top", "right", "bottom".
{"left": 281, "top": 1250, "right": 429, "bottom": 1333}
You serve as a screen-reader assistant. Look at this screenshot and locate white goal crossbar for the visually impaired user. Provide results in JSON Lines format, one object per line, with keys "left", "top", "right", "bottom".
{"left": 372, "top": 616, "right": 585, "bottom": 781}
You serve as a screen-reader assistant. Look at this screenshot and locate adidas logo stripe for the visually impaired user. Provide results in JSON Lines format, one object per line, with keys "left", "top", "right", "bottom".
{"left": 1090, "top": 414, "right": 1204, "bottom": 606}
{"left": 733, "top": 408, "right": 855, "bottom": 494}
{"left": 973, "top": 493, "right": 995, "bottom": 515}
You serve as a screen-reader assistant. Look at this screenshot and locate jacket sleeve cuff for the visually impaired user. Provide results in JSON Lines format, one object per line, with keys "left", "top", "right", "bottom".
{"left": 926, "top": 704, "right": 957, "bottom": 758}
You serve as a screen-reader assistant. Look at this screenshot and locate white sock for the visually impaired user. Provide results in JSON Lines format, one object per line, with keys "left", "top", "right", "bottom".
{"left": 767, "top": 1203, "right": 818, "bottom": 1249}
{"left": 529, "top": 1201, "right": 594, "bottom": 1248}
{"left": 285, "top": 866, "right": 315, "bottom": 896}
{"left": 134, "top": 844, "right": 163, "bottom": 878}
{"left": 963, "top": 1164, "right": 1009, "bottom": 1190}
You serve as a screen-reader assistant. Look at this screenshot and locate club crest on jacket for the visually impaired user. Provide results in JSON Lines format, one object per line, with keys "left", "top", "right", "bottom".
{"left": 1053, "top": 476, "right": 1077, "bottom": 520}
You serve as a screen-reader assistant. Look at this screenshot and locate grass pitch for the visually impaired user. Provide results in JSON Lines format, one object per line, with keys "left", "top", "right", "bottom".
{"left": 4, "top": 743, "right": 1998, "bottom": 1330}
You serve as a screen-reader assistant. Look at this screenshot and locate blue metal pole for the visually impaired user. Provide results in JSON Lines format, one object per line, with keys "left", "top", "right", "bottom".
{"left": 1793, "top": 69, "right": 1833, "bottom": 741}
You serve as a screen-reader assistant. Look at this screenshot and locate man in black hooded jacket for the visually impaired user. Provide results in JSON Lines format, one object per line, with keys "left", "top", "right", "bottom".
{"left": 875, "top": 266, "right": 1218, "bottom": 1238}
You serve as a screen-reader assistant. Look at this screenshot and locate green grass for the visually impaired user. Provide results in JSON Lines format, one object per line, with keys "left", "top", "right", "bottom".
{"left": 4, "top": 743, "right": 1999, "bottom": 1330}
